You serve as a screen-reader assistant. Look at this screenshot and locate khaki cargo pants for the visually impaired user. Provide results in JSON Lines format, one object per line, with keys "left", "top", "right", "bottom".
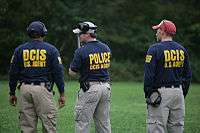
{"left": 19, "top": 83, "right": 57, "bottom": 133}
{"left": 147, "top": 86, "right": 185, "bottom": 133}
{"left": 75, "top": 82, "right": 111, "bottom": 133}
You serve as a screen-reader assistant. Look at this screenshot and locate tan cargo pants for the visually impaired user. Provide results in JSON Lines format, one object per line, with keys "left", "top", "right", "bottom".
{"left": 75, "top": 82, "right": 111, "bottom": 133}
{"left": 19, "top": 83, "right": 57, "bottom": 133}
{"left": 147, "top": 86, "right": 185, "bottom": 133}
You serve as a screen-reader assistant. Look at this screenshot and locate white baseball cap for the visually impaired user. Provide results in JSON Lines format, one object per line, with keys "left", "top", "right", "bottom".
{"left": 73, "top": 21, "right": 97, "bottom": 34}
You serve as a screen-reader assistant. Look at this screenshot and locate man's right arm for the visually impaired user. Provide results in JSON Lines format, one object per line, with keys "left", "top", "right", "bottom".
{"left": 182, "top": 50, "right": 192, "bottom": 98}
{"left": 69, "top": 49, "right": 82, "bottom": 76}
{"left": 9, "top": 49, "right": 20, "bottom": 106}
{"left": 50, "top": 48, "right": 65, "bottom": 106}
{"left": 144, "top": 46, "right": 157, "bottom": 98}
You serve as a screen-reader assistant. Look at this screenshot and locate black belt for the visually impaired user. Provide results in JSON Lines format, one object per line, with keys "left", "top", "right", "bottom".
{"left": 22, "top": 81, "right": 54, "bottom": 94}
{"left": 23, "top": 81, "right": 46, "bottom": 85}
{"left": 158, "top": 84, "right": 182, "bottom": 89}
{"left": 89, "top": 81, "right": 108, "bottom": 83}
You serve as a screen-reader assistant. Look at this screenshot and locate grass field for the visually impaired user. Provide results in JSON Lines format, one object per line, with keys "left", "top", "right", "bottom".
{"left": 0, "top": 81, "right": 200, "bottom": 133}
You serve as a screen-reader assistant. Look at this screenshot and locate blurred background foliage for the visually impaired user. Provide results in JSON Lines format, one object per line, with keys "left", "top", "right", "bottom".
{"left": 0, "top": 0, "right": 200, "bottom": 82}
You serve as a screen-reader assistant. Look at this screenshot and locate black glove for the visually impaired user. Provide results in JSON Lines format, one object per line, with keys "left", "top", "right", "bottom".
{"left": 146, "top": 90, "right": 162, "bottom": 107}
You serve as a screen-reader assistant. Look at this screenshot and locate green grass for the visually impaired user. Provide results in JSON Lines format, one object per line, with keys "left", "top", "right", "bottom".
{"left": 0, "top": 81, "right": 200, "bottom": 133}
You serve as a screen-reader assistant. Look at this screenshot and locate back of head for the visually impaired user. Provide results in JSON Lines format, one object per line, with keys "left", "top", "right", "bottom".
{"left": 73, "top": 21, "right": 97, "bottom": 38}
{"left": 152, "top": 19, "right": 176, "bottom": 36}
{"left": 27, "top": 21, "right": 48, "bottom": 38}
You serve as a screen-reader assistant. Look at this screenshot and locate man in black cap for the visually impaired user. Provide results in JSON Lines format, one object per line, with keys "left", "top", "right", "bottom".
{"left": 9, "top": 21, "right": 65, "bottom": 133}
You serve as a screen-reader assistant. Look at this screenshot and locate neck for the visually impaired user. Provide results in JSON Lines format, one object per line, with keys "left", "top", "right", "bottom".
{"left": 86, "top": 38, "right": 96, "bottom": 42}
{"left": 33, "top": 37, "right": 43, "bottom": 41}
{"left": 161, "top": 36, "right": 172, "bottom": 42}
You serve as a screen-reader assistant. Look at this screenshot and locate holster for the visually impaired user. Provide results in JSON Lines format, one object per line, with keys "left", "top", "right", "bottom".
{"left": 45, "top": 82, "right": 55, "bottom": 95}
{"left": 80, "top": 82, "right": 90, "bottom": 92}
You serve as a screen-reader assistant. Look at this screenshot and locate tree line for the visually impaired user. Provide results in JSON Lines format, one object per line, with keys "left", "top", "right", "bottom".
{"left": 0, "top": 0, "right": 199, "bottom": 82}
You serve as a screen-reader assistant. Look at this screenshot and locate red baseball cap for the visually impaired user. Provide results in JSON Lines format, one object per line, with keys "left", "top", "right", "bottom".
{"left": 152, "top": 20, "right": 176, "bottom": 35}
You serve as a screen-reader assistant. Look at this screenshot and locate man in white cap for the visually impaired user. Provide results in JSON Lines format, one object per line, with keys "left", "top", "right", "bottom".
{"left": 69, "top": 21, "right": 112, "bottom": 133}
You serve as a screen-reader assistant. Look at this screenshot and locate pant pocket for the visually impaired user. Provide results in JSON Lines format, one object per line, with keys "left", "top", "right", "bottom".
{"left": 19, "top": 111, "right": 23, "bottom": 127}
{"left": 86, "top": 91, "right": 98, "bottom": 103}
{"left": 147, "top": 119, "right": 164, "bottom": 126}
{"left": 147, "top": 119, "right": 165, "bottom": 133}
{"left": 47, "top": 113, "right": 56, "bottom": 127}
{"left": 75, "top": 106, "right": 83, "bottom": 121}
{"left": 41, "top": 113, "right": 57, "bottom": 132}
{"left": 108, "top": 88, "right": 111, "bottom": 101}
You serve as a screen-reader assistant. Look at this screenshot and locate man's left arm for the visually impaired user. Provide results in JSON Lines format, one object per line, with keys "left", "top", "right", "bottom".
{"left": 182, "top": 51, "right": 192, "bottom": 98}
{"left": 9, "top": 49, "right": 20, "bottom": 106}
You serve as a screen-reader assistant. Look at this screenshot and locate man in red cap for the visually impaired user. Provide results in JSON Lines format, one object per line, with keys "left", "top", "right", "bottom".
{"left": 144, "top": 19, "right": 192, "bottom": 133}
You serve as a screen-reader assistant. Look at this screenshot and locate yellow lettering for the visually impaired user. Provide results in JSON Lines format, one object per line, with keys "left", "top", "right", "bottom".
{"left": 164, "top": 62, "right": 168, "bottom": 68}
{"left": 176, "top": 50, "right": 180, "bottom": 61}
{"left": 101, "top": 53, "right": 105, "bottom": 63}
{"left": 164, "top": 50, "right": 186, "bottom": 68}
{"left": 180, "top": 50, "right": 184, "bottom": 61}
{"left": 30, "top": 50, "right": 36, "bottom": 61}
{"left": 97, "top": 53, "right": 103, "bottom": 64}
{"left": 100, "top": 64, "right": 104, "bottom": 68}
{"left": 23, "top": 49, "right": 47, "bottom": 68}
{"left": 24, "top": 61, "right": 31, "bottom": 67}
{"left": 89, "top": 54, "right": 94, "bottom": 64}
{"left": 31, "top": 61, "right": 46, "bottom": 67}
{"left": 164, "top": 50, "right": 170, "bottom": 62}
{"left": 36, "top": 49, "right": 40, "bottom": 61}
{"left": 107, "top": 52, "right": 111, "bottom": 63}
{"left": 89, "top": 52, "right": 111, "bottom": 70}
{"left": 40, "top": 50, "right": 46, "bottom": 61}
{"left": 23, "top": 50, "right": 29, "bottom": 61}
{"left": 170, "top": 50, "right": 176, "bottom": 61}
{"left": 168, "top": 61, "right": 172, "bottom": 68}
{"left": 41, "top": 61, "right": 46, "bottom": 67}
{"left": 103, "top": 53, "right": 107, "bottom": 63}
{"left": 94, "top": 54, "right": 98, "bottom": 64}
{"left": 90, "top": 64, "right": 100, "bottom": 70}
{"left": 145, "top": 55, "right": 152, "bottom": 63}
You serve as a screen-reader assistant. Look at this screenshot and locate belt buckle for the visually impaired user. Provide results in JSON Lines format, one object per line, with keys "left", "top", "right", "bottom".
{"left": 33, "top": 81, "right": 42, "bottom": 85}
{"left": 40, "top": 82, "right": 45, "bottom": 86}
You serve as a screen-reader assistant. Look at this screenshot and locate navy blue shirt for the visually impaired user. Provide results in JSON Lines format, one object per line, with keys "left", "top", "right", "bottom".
{"left": 9, "top": 40, "right": 65, "bottom": 95}
{"left": 70, "top": 40, "right": 111, "bottom": 82}
{"left": 144, "top": 41, "right": 192, "bottom": 97}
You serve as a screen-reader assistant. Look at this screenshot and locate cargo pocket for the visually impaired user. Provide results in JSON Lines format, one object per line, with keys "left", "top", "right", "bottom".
{"left": 147, "top": 119, "right": 165, "bottom": 132}
{"left": 86, "top": 91, "right": 98, "bottom": 103}
{"left": 75, "top": 106, "right": 83, "bottom": 121}
{"left": 147, "top": 119, "right": 164, "bottom": 126}
{"left": 46, "top": 113, "right": 57, "bottom": 130}
{"left": 107, "top": 87, "right": 111, "bottom": 101}
{"left": 18, "top": 111, "right": 24, "bottom": 127}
